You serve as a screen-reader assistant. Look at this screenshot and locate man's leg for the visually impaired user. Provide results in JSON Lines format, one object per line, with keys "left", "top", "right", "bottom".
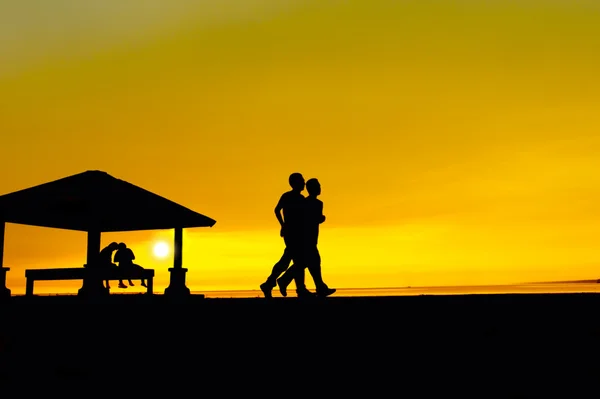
{"left": 263, "top": 248, "right": 292, "bottom": 288}
{"left": 278, "top": 262, "right": 311, "bottom": 297}
{"left": 307, "top": 247, "right": 335, "bottom": 297}
{"left": 289, "top": 262, "right": 308, "bottom": 294}
{"left": 260, "top": 248, "right": 292, "bottom": 298}
{"left": 276, "top": 237, "right": 311, "bottom": 297}
{"left": 306, "top": 246, "right": 326, "bottom": 291}
{"left": 122, "top": 264, "right": 135, "bottom": 285}
{"left": 277, "top": 259, "right": 308, "bottom": 294}
{"left": 134, "top": 264, "right": 147, "bottom": 287}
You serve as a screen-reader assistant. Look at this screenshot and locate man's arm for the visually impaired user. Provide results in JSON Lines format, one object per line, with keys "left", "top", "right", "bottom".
{"left": 274, "top": 198, "right": 285, "bottom": 227}
{"left": 318, "top": 201, "right": 326, "bottom": 224}
{"left": 274, "top": 194, "right": 286, "bottom": 236}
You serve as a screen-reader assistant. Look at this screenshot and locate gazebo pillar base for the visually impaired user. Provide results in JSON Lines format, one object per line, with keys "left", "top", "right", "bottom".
{"left": 1, "top": 268, "right": 10, "bottom": 298}
{"left": 164, "top": 268, "right": 190, "bottom": 296}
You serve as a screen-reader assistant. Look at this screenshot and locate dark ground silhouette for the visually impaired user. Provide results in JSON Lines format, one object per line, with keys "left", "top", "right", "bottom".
{"left": 1, "top": 294, "right": 599, "bottom": 394}
{"left": 0, "top": 171, "right": 597, "bottom": 392}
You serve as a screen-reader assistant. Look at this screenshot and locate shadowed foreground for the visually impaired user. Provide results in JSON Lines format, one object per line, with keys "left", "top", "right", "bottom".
{"left": 1, "top": 294, "right": 599, "bottom": 394}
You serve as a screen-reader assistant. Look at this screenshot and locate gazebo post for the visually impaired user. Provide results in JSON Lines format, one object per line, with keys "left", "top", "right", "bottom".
{"left": 165, "top": 227, "right": 190, "bottom": 297}
{"left": 0, "top": 221, "right": 10, "bottom": 298}
{"left": 78, "top": 230, "right": 108, "bottom": 297}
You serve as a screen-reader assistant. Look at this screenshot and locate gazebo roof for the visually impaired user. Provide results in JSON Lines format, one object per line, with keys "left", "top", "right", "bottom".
{"left": 0, "top": 170, "right": 216, "bottom": 232}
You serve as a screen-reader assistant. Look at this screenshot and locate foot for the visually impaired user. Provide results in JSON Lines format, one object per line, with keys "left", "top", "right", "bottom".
{"left": 260, "top": 282, "right": 272, "bottom": 299}
{"left": 118, "top": 283, "right": 127, "bottom": 289}
{"left": 141, "top": 282, "right": 147, "bottom": 288}
{"left": 317, "top": 288, "right": 336, "bottom": 298}
{"left": 276, "top": 278, "right": 287, "bottom": 297}
{"left": 128, "top": 281, "right": 135, "bottom": 286}
{"left": 296, "top": 289, "right": 315, "bottom": 298}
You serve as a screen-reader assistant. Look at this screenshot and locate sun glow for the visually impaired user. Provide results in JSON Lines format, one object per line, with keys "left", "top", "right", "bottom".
{"left": 152, "top": 241, "right": 170, "bottom": 259}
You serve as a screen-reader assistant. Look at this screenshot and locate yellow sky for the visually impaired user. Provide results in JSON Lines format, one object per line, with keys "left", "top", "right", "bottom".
{"left": 1, "top": 0, "right": 600, "bottom": 294}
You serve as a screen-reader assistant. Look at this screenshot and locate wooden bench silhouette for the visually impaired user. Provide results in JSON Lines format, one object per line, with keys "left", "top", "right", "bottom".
{"left": 25, "top": 266, "right": 154, "bottom": 296}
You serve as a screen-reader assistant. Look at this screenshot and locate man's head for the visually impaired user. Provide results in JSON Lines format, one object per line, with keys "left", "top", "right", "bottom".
{"left": 306, "top": 178, "right": 321, "bottom": 196}
{"left": 288, "top": 173, "right": 305, "bottom": 191}
{"left": 108, "top": 242, "right": 119, "bottom": 251}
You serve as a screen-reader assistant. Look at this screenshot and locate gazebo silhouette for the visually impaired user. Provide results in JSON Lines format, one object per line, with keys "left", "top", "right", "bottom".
{"left": 0, "top": 170, "right": 216, "bottom": 298}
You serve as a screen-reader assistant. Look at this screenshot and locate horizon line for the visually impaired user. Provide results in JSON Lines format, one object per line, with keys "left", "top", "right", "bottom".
{"left": 197, "top": 280, "right": 600, "bottom": 292}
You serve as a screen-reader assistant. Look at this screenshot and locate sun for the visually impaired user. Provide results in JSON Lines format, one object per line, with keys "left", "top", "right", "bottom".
{"left": 153, "top": 241, "right": 170, "bottom": 259}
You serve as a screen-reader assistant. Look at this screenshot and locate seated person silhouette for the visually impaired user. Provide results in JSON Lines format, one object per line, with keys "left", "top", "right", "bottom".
{"left": 97, "top": 242, "right": 121, "bottom": 290}
{"left": 114, "top": 243, "right": 147, "bottom": 288}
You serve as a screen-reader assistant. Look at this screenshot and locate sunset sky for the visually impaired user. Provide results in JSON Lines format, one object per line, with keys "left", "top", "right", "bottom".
{"left": 1, "top": 0, "right": 600, "bottom": 295}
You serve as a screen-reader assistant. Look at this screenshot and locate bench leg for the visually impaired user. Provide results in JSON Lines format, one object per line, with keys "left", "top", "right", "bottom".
{"left": 147, "top": 277, "right": 153, "bottom": 295}
{"left": 0, "top": 268, "right": 10, "bottom": 298}
{"left": 26, "top": 278, "right": 34, "bottom": 296}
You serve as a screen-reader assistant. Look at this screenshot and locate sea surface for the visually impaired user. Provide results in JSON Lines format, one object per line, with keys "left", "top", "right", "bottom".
{"left": 195, "top": 282, "right": 600, "bottom": 298}
{"left": 17, "top": 282, "right": 600, "bottom": 298}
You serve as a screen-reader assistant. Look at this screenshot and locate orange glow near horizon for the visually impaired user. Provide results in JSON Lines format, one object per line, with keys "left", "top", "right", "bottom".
{"left": 2, "top": 1, "right": 600, "bottom": 294}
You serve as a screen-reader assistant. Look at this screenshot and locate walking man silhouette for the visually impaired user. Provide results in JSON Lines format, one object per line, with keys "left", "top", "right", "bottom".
{"left": 260, "top": 173, "right": 313, "bottom": 298}
{"left": 276, "top": 178, "right": 336, "bottom": 297}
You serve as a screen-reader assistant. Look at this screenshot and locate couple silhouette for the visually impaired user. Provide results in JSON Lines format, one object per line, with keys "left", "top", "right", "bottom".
{"left": 260, "top": 173, "right": 336, "bottom": 298}
{"left": 98, "top": 242, "right": 147, "bottom": 289}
